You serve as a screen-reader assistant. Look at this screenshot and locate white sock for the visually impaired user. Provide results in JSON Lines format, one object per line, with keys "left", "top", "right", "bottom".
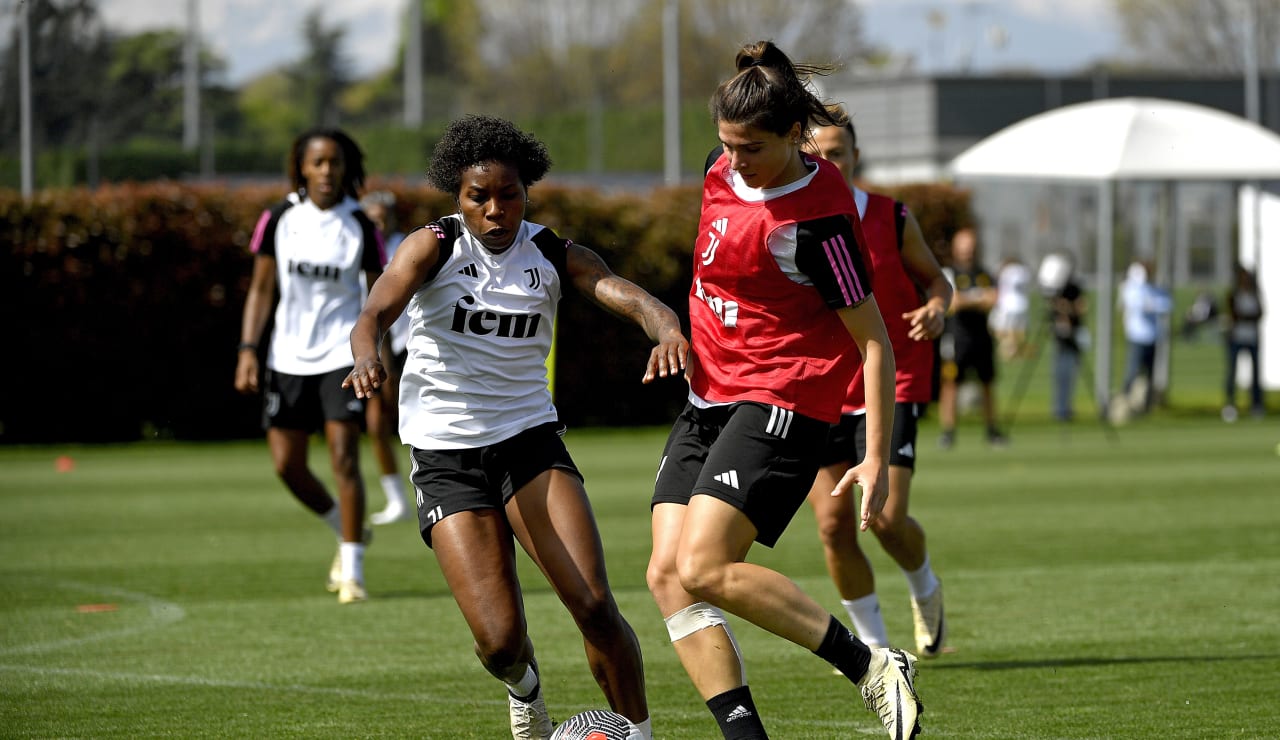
{"left": 379, "top": 474, "right": 407, "bottom": 508}
{"left": 842, "top": 593, "right": 890, "bottom": 649}
{"left": 633, "top": 717, "right": 652, "bottom": 739}
{"left": 505, "top": 664, "right": 539, "bottom": 698}
{"left": 339, "top": 541, "right": 364, "bottom": 582}
{"left": 904, "top": 554, "right": 940, "bottom": 601}
{"left": 321, "top": 505, "right": 343, "bottom": 537}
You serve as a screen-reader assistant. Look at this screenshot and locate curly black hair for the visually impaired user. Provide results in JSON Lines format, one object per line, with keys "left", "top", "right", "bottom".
{"left": 425, "top": 115, "right": 552, "bottom": 196}
{"left": 287, "top": 127, "right": 367, "bottom": 199}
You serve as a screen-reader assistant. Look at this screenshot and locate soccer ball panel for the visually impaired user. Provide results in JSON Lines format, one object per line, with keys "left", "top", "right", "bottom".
{"left": 548, "top": 709, "right": 641, "bottom": 740}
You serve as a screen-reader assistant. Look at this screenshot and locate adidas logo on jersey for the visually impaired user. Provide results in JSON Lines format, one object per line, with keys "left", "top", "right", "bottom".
{"left": 712, "top": 470, "right": 740, "bottom": 489}
{"left": 897, "top": 441, "right": 915, "bottom": 459}
{"left": 725, "top": 705, "right": 754, "bottom": 723}
{"left": 458, "top": 263, "right": 479, "bottom": 278}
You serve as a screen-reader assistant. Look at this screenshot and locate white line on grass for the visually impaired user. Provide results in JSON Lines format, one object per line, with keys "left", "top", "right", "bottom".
{"left": 0, "top": 663, "right": 481, "bottom": 705}
{"left": 0, "top": 579, "right": 186, "bottom": 657}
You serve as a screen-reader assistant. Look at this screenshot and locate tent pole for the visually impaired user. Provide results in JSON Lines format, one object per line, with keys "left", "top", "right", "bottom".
{"left": 1095, "top": 180, "right": 1115, "bottom": 419}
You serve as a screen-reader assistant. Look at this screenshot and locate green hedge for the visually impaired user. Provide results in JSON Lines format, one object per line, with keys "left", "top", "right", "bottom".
{"left": 1, "top": 180, "right": 969, "bottom": 443}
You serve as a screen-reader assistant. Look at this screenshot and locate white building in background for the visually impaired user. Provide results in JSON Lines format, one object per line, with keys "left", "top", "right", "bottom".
{"left": 1240, "top": 187, "right": 1280, "bottom": 390}
{"left": 825, "top": 73, "right": 1280, "bottom": 288}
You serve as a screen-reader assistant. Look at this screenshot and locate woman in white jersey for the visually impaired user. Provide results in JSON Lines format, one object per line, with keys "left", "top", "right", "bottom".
{"left": 345, "top": 115, "right": 687, "bottom": 740}
{"left": 235, "top": 128, "right": 382, "bottom": 606}
{"left": 645, "top": 42, "right": 922, "bottom": 740}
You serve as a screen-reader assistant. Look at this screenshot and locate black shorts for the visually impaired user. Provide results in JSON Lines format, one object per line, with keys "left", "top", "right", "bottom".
{"left": 409, "top": 422, "right": 582, "bottom": 548}
{"left": 819, "top": 402, "right": 925, "bottom": 471}
{"left": 652, "top": 402, "right": 828, "bottom": 548}
{"left": 263, "top": 367, "right": 364, "bottom": 432}
{"left": 942, "top": 332, "right": 996, "bottom": 384}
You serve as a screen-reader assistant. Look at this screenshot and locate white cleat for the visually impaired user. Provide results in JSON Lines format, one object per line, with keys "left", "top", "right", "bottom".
{"left": 370, "top": 503, "right": 410, "bottom": 525}
{"left": 337, "top": 578, "right": 367, "bottom": 604}
{"left": 910, "top": 583, "right": 946, "bottom": 659}
{"left": 508, "top": 687, "right": 553, "bottom": 740}
{"left": 325, "top": 527, "right": 372, "bottom": 592}
{"left": 858, "top": 647, "right": 922, "bottom": 740}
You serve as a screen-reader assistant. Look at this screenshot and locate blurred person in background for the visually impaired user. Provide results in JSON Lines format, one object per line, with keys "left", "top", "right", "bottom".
{"left": 803, "top": 116, "right": 953, "bottom": 663}
{"left": 1040, "top": 253, "right": 1088, "bottom": 423}
{"left": 358, "top": 190, "right": 412, "bottom": 524}
{"left": 990, "top": 257, "right": 1032, "bottom": 361}
{"left": 1118, "top": 259, "right": 1172, "bottom": 414}
{"left": 234, "top": 127, "right": 383, "bottom": 605}
{"left": 937, "top": 227, "right": 1007, "bottom": 449}
{"left": 1222, "top": 263, "right": 1265, "bottom": 422}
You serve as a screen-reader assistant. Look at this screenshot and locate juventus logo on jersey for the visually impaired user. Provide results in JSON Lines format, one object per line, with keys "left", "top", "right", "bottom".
{"left": 701, "top": 217, "right": 728, "bottom": 266}
{"left": 524, "top": 268, "right": 541, "bottom": 289}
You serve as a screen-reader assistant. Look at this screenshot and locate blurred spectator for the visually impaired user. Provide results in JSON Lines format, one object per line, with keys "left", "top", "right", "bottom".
{"left": 990, "top": 257, "right": 1032, "bottom": 360}
{"left": 1180, "top": 290, "right": 1219, "bottom": 340}
{"left": 1118, "top": 259, "right": 1172, "bottom": 414}
{"left": 1040, "top": 253, "right": 1088, "bottom": 422}
{"left": 938, "top": 227, "right": 1007, "bottom": 448}
{"left": 1222, "top": 263, "right": 1265, "bottom": 422}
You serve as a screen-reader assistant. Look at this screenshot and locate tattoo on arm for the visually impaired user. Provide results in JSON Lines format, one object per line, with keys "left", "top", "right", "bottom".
{"left": 571, "top": 245, "right": 679, "bottom": 340}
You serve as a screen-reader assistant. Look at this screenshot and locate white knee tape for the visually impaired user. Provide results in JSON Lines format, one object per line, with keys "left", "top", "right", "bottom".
{"left": 664, "top": 602, "right": 747, "bottom": 684}
{"left": 664, "top": 602, "right": 728, "bottom": 642}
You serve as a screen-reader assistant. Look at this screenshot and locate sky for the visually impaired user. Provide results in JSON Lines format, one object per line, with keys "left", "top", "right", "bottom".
{"left": 86, "top": 0, "right": 1122, "bottom": 85}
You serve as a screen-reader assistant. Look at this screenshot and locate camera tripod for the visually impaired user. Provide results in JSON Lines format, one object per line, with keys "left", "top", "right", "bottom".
{"left": 1002, "top": 312, "right": 1118, "bottom": 440}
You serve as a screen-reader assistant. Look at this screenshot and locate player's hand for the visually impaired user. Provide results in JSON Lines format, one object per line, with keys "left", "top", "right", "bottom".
{"left": 831, "top": 459, "right": 889, "bottom": 531}
{"left": 234, "top": 353, "right": 259, "bottom": 395}
{"left": 904, "top": 303, "right": 944, "bottom": 342}
{"left": 344, "top": 356, "right": 387, "bottom": 399}
{"left": 642, "top": 330, "right": 690, "bottom": 384}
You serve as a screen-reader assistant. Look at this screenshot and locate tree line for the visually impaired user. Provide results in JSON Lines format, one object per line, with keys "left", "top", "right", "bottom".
{"left": 2, "top": 0, "right": 1276, "bottom": 188}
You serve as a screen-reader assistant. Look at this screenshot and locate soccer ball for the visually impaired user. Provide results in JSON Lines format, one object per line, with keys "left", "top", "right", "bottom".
{"left": 548, "top": 709, "right": 642, "bottom": 740}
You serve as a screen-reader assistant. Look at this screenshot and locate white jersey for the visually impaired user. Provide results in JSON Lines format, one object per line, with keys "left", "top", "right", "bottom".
{"left": 399, "top": 215, "right": 569, "bottom": 450}
{"left": 251, "top": 195, "right": 384, "bottom": 376}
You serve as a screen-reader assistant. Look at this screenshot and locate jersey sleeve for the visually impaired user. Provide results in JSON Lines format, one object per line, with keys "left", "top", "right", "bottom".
{"left": 409, "top": 218, "right": 463, "bottom": 286}
{"left": 530, "top": 226, "right": 571, "bottom": 283}
{"left": 249, "top": 200, "right": 293, "bottom": 257}
{"left": 794, "top": 214, "right": 873, "bottom": 310}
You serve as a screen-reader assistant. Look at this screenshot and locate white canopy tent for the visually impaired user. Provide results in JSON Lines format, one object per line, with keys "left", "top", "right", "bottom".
{"left": 949, "top": 97, "right": 1280, "bottom": 415}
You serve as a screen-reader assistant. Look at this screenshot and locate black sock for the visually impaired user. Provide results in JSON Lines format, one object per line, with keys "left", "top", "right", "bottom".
{"left": 706, "top": 685, "right": 768, "bottom": 739}
{"left": 813, "top": 615, "right": 872, "bottom": 683}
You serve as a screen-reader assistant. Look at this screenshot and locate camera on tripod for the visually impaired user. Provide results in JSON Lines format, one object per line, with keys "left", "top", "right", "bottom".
{"left": 1037, "top": 252, "right": 1089, "bottom": 351}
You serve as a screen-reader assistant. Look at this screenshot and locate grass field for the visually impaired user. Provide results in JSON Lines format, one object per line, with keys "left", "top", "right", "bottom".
{"left": 3, "top": 396, "right": 1278, "bottom": 738}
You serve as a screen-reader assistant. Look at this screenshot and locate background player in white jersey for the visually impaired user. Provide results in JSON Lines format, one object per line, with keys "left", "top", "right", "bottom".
{"left": 358, "top": 190, "right": 411, "bottom": 525}
{"left": 804, "top": 117, "right": 953, "bottom": 662}
{"left": 646, "top": 42, "right": 921, "bottom": 740}
{"left": 235, "top": 128, "right": 383, "bottom": 605}
{"left": 345, "top": 115, "right": 687, "bottom": 740}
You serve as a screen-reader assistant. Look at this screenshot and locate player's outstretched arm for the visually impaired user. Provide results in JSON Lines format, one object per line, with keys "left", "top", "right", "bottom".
{"left": 833, "top": 297, "right": 895, "bottom": 530}
{"left": 565, "top": 242, "right": 688, "bottom": 384}
{"left": 345, "top": 227, "right": 440, "bottom": 399}
{"left": 899, "top": 211, "right": 953, "bottom": 342}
